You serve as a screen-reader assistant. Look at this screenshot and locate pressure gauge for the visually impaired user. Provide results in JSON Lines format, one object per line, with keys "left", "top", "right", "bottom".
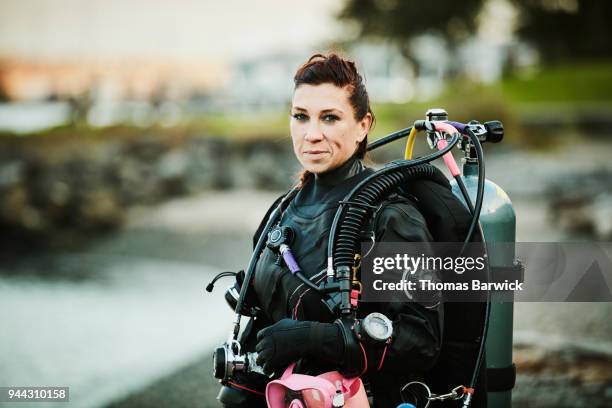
{"left": 360, "top": 312, "right": 393, "bottom": 343}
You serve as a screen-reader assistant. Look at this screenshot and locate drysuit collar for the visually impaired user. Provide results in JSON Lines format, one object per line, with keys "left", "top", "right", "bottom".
{"left": 294, "top": 155, "right": 365, "bottom": 209}
{"left": 314, "top": 155, "right": 364, "bottom": 186}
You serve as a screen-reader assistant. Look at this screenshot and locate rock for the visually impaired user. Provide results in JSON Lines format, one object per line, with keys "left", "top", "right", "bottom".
{"left": 158, "top": 150, "right": 188, "bottom": 180}
{"left": 115, "top": 159, "right": 161, "bottom": 204}
{"left": 20, "top": 206, "right": 45, "bottom": 231}
{"left": 49, "top": 181, "right": 71, "bottom": 207}
{"left": 547, "top": 169, "right": 612, "bottom": 238}
{"left": 228, "top": 140, "right": 296, "bottom": 190}
{"left": 184, "top": 138, "right": 231, "bottom": 190}
{"left": 0, "top": 161, "right": 24, "bottom": 189}
{"left": 0, "top": 185, "right": 28, "bottom": 222}
{"left": 591, "top": 193, "right": 612, "bottom": 239}
{"left": 122, "top": 136, "right": 168, "bottom": 162}
{"left": 246, "top": 143, "right": 296, "bottom": 190}
{"left": 513, "top": 341, "right": 612, "bottom": 407}
{"left": 157, "top": 150, "right": 189, "bottom": 196}
{"left": 78, "top": 190, "right": 124, "bottom": 230}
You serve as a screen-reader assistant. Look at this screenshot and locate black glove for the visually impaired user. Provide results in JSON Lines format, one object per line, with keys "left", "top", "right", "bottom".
{"left": 255, "top": 319, "right": 343, "bottom": 375}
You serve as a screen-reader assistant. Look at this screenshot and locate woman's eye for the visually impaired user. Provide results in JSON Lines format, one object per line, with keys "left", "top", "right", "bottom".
{"left": 292, "top": 113, "right": 308, "bottom": 121}
{"left": 322, "top": 114, "right": 339, "bottom": 123}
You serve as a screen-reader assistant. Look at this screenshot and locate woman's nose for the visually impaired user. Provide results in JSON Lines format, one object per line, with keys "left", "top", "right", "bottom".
{"left": 304, "top": 122, "right": 324, "bottom": 142}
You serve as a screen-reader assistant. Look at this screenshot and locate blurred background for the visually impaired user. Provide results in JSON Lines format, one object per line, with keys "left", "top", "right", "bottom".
{"left": 0, "top": 0, "right": 611, "bottom": 407}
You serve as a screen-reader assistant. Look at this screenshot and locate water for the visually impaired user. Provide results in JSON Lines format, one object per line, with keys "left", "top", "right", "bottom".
{"left": 0, "top": 102, "right": 70, "bottom": 134}
{"left": 0, "top": 254, "right": 234, "bottom": 407}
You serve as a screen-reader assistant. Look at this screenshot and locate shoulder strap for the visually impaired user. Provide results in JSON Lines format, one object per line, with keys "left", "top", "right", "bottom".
{"left": 398, "top": 164, "right": 481, "bottom": 243}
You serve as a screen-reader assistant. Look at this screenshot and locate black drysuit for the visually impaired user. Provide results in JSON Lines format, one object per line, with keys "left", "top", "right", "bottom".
{"left": 218, "top": 156, "right": 443, "bottom": 407}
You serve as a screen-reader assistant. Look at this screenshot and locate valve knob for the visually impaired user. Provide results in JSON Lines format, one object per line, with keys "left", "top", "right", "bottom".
{"left": 484, "top": 120, "right": 504, "bottom": 143}
{"left": 426, "top": 108, "right": 448, "bottom": 122}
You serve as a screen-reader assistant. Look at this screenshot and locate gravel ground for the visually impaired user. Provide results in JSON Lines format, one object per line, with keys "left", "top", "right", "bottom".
{"left": 107, "top": 353, "right": 221, "bottom": 408}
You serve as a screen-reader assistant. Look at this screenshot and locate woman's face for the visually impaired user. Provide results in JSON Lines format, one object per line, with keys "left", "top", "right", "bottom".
{"left": 290, "top": 83, "right": 372, "bottom": 174}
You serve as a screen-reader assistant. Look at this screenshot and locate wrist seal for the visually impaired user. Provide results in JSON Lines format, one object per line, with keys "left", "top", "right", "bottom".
{"left": 334, "top": 318, "right": 366, "bottom": 377}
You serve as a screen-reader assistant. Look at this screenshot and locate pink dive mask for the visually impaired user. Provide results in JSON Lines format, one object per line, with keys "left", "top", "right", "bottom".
{"left": 265, "top": 363, "right": 369, "bottom": 408}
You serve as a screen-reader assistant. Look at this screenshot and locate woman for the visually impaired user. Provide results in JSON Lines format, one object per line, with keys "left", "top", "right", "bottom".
{"left": 218, "top": 53, "right": 442, "bottom": 407}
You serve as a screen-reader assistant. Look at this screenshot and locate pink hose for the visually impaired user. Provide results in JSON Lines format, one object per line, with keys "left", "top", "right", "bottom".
{"left": 434, "top": 122, "right": 461, "bottom": 177}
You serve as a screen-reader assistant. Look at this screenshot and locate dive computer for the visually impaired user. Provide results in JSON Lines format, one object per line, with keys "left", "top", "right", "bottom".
{"left": 356, "top": 312, "right": 393, "bottom": 344}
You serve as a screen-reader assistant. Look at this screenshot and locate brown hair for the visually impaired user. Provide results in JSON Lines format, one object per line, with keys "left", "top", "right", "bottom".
{"left": 293, "top": 53, "right": 375, "bottom": 188}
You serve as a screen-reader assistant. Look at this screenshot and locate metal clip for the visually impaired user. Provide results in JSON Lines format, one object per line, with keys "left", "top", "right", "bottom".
{"left": 352, "top": 254, "right": 363, "bottom": 293}
{"left": 429, "top": 385, "right": 465, "bottom": 401}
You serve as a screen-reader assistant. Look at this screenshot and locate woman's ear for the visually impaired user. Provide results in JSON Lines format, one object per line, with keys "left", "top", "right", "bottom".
{"left": 357, "top": 112, "right": 373, "bottom": 142}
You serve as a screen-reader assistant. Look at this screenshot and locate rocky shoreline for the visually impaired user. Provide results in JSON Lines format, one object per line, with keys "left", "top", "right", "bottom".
{"left": 0, "top": 133, "right": 298, "bottom": 251}
{"left": 2, "top": 131, "right": 612, "bottom": 253}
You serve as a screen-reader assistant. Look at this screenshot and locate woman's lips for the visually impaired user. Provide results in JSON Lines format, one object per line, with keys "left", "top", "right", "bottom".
{"left": 303, "top": 150, "right": 329, "bottom": 159}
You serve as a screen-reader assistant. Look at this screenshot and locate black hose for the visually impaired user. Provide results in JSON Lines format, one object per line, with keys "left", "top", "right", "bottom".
{"left": 366, "top": 127, "right": 413, "bottom": 151}
{"left": 206, "top": 271, "right": 237, "bottom": 292}
{"left": 466, "top": 224, "right": 491, "bottom": 407}
{"left": 296, "top": 272, "right": 322, "bottom": 292}
{"left": 460, "top": 127, "right": 486, "bottom": 254}
{"left": 454, "top": 175, "right": 475, "bottom": 215}
{"left": 454, "top": 131, "right": 488, "bottom": 407}
{"left": 328, "top": 133, "right": 460, "bottom": 268}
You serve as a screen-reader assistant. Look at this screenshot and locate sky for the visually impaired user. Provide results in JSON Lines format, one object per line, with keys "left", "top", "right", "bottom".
{"left": 0, "top": 0, "right": 342, "bottom": 62}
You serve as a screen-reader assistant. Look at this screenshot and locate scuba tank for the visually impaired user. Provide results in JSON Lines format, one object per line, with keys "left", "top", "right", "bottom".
{"left": 450, "top": 119, "right": 519, "bottom": 408}
{"left": 393, "top": 109, "right": 520, "bottom": 407}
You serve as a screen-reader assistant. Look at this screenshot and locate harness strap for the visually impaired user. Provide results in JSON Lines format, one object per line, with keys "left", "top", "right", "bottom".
{"left": 486, "top": 364, "right": 516, "bottom": 392}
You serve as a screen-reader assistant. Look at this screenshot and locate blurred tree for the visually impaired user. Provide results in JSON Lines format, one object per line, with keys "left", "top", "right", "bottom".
{"left": 338, "top": 0, "right": 485, "bottom": 75}
{"left": 511, "top": 0, "right": 612, "bottom": 62}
